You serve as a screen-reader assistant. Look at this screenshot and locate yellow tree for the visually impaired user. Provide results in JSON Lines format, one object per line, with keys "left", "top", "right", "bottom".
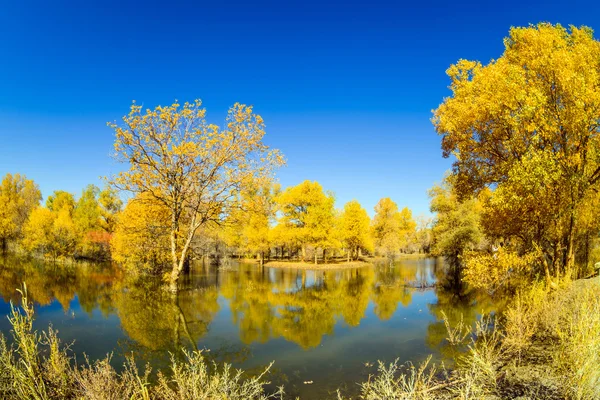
{"left": 46, "top": 190, "right": 75, "bottom": 213}
{"left": 428, "top": 175, "right": 486, "bottom": 266}
{"left": 21, "top": 204, "right": 77, "bottom": 260}
{"left": 223, "top": 182, "right": 279, "bottom": 262}
{"left": 241, "top": 183, "right": 279, "bottom": 262}
{"left": 433, "top": 24, "right": 600, "bottom": 278}
{"left": 110, "top": 100, "right": 283, "bottom": 292}
{"left": 111, "top": 193, "right": 172, "bottom": 273}
{"left": 0, "top": 173, "right": 41, "bottom": 252}
{"left": 276, "top": 180, "right": 336, "bottom": 263}
{"left": 98, "top": 186, "right": 123, "bottom": 233}
{"left": 340, "top": 200, "right": 372, "bottom": 261}
{"left": 73, "top": 184, "right": 109, "bottom": 258}
{"left": 21, "top": 207, "right": 55, "bottom": 256}
{"left": 397, "top": 206, "right": 417, "bottom": 252}
{"left": 371, "top": 197, "right": 401, "bottom": 257}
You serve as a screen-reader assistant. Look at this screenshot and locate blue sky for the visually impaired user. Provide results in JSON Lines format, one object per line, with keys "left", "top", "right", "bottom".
{"left": 1, "top": 0, "right": 599, "bottom": 216}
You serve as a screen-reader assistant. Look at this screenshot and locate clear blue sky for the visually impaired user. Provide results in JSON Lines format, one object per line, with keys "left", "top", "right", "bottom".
{"left": 1, "top": 0, "right": 599, "bottom": 217}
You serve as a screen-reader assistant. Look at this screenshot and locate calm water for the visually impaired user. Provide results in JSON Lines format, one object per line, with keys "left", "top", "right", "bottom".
{"left": 0, "top": 256, "right": 498, "bottom": 399}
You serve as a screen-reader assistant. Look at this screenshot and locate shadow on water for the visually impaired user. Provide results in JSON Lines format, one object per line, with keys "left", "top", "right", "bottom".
{"left": 0, "top": 255, "right": 502, "bottom": 399}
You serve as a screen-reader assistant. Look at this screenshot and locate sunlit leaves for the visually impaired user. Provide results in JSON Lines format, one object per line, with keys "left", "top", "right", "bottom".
{"left": 433, "top": 23, "right": 600, "bottom": 277}
{"left": 109, "top": 100, "right": 283, "bottom": 288}
{"left": 0, "top": 173, "right": 41, "bottom": 249}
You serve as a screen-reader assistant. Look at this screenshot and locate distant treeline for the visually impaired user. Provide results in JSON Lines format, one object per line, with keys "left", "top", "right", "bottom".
{"left": 0, "top": 173, "right": 432, "bottom": 269}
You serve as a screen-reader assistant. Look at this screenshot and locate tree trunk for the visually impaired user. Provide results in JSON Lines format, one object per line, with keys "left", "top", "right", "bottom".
{"left": 564, "top": 212, "right": 576, "bottom": 280}
{"left": 552, "top": 242, "right": 561, "bottom": 281}
{"left": 169, "top": 216, "right": 180, "bottom": 293}
{"left": 347, "top": 249, "right": 350, "bottom": 263}
{"left": 585, "top": 232, "right": 590, "bottom": 278}
{"left": 543, "top": 255, "right": 552, "bottom": 287}
{"left": 302, "top": 245, "right": 306, "bottom": 262}
{"left": 169, "top": 220, "right": 199, "bottom": 294}
{"left": 565, "top": 234, "right": 575, "bottom": 280}
{"left": 314, "top": 251, "right": 318, "bottom": 265}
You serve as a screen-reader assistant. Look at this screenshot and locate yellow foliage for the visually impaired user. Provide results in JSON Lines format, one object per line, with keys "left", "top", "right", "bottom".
{"left": 0, "top": 173, "right": 41, "bottom": 249}
{"left": 275, "top": 180, "right": 337, "bottom": 261}
{"left": 111, "top": 194, "right": 171, "bottom": 272}
{"left": 371, "top": 198, "right": 415, "bottom": 257}
{"left": 433, "top": 23, "right": 600, "bottom": 277}
{"left": 21, "top": 204, "right": 78, "bottom": 259}
{"left": 110, "top": 100, "right": 283, "bottom": 290}
{"left": 463, "top": 248, "right": 539, "bottom": 293}
{"left": 340, "top": 200, "right": 373, "bottom": 260}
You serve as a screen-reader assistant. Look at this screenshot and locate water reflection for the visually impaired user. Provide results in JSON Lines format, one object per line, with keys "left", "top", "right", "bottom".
{"left": 0, "top": 255, "right": 497, "bottom": 398}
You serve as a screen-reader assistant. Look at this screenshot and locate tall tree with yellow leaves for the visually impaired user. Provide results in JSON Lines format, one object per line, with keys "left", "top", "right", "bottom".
{"left": 371, "top": 197, "right": 402, "bottom": 258}
{"left": 276, "top": 180, "right": 336, "bottom": 263}
{"left": 433, "top": 23, "right": 600, "bottom": 278}
{"left": 110, "top": 100, "right": 283, "bottom": 292}
{"left": 0, "top": 173, "right": 41, "bottom": 252}
{"left": 340, "top": 200, "right": 372, "bottom": 261}
{"left": 111, "top": 193, "right": 171, "bottom": 272}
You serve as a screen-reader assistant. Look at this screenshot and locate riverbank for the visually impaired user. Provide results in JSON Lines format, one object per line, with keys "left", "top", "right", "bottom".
{"left": 263, "top": 260, "right": 371, "bottom": 270}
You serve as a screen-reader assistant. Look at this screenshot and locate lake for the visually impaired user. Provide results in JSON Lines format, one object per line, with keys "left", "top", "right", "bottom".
{"left": 0, "top": 256, "right": 498, "bottom": 399}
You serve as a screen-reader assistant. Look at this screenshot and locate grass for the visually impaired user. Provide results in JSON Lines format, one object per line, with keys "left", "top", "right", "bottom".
{"left": 1, "top": 279, "right": 598, "bottom": 399}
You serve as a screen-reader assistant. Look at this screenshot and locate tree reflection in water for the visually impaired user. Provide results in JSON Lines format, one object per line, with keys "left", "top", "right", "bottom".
{"left": 0, "top": 254, "right": 501, "bottom": 397}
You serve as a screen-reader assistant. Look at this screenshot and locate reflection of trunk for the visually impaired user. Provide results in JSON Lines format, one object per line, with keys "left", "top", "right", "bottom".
{"left": 175, "top": 300, "right": 198, "bottom": 352}
{"left": 302, "top": 270, "right": 306, "bottom": 289}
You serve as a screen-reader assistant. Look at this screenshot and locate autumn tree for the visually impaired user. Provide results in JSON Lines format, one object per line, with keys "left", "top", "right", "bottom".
{"left": 73, "top": 185, "right": 121, "bottom": 259}
{"left": 340, "top": 200, "right": 372, "bottom": 261}
{"left": 225, "top": 183, "right": 279, "bottom": 262}
{"left": 98, "top": 187, "right": 123, "bottom": 233}
{"left": 22, "top": 204, "right": 78, "bottom": 259}
{"left": 428, "top": 175, "right": 486, "bottom": 266}
{"left": 110, "top": 100, "right": 283, "bottom": 292}
{"left": 371, "top": 197, "right": 402, "bottom": 257}
{"left": 0, "top": 173, "right": 41, "bottom": 252}
{"left": 276, "top": 180, "right": 337, "bottom": 263}
{"left": 111, "top": 193, "right": 172, "bottom": 273}
{"left": 21, "top": 207, "right": 55, "bottom": 256}
{"left": 46, "top": 190, "right": 75, "bottom": 213}
{"left": 397, "top": 206, "right": 417, "bottom": 252}
{"left": 433, "top": 24, "right": 600, "bottom": 279}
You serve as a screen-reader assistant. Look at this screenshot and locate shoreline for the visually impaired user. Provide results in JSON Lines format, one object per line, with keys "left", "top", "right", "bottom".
{"left": 263, "top": 260, "right": 371, "bottom": 270}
